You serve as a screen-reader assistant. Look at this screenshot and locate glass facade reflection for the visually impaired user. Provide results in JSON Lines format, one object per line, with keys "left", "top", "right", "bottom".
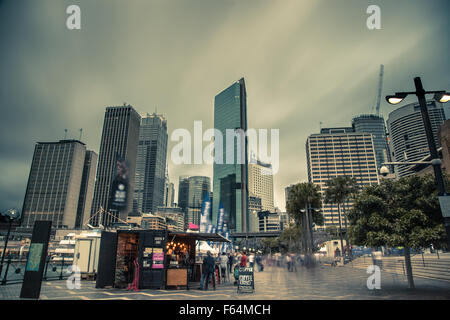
{"left": 212, "top": 78, "right": 248, "bottom": 233}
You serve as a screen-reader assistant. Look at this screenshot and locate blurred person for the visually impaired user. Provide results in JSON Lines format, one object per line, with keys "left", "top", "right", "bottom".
{"left": 248, "top": 252, "right": 255, "bottom": 269}
{"left": 203, "top": 251, "right": 216, "bottom": 290}
{"left": 219, "top": 252, "right": 228, "bottom": 281}
{"left": 240, "top": 251, "right": 247, "bottom": 267}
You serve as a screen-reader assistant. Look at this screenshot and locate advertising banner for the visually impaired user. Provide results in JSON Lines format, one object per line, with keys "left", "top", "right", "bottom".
{"left": 109, "top": 155, "right": 129, "bottom": 210}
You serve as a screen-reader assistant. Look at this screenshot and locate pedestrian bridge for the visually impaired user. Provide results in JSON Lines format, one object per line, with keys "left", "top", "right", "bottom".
{"left": 230, "top": 232, "right": 281, "bottom": 238}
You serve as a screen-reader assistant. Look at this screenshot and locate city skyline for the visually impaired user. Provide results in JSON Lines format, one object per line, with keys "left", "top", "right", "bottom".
{"left": 1, "top": 0, "right": 450, "bottom": 213}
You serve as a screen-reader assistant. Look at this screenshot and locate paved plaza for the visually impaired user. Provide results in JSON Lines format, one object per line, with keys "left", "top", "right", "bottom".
{"left": 1, "top": 264, "right": 449, "bottom": 300}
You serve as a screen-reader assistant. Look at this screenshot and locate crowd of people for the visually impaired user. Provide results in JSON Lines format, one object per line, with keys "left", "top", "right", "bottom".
{"left": 197, "top": 250, "right": 265, "bottom": 290}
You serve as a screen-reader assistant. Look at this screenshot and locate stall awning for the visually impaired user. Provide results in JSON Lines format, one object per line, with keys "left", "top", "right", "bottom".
{"left": 168, "top": 232, "right": 231, "bottom": 243}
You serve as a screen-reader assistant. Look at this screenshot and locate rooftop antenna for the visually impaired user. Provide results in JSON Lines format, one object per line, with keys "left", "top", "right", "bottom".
{"left": 64, "top": 129, "right": 68, "bottom": 140}
{"left": 320, "top": 121, "right": 323, "bottom": 130}
{"left": 79, "top": 128, "right": 83, "bottom": 141}
{"left": 375, "top": 64, "right": 384, "bottom": 116}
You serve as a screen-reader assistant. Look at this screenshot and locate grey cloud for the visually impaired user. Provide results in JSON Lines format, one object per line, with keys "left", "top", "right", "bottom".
{"left": 1, "top": 0, "right": 449, "bottom": 213}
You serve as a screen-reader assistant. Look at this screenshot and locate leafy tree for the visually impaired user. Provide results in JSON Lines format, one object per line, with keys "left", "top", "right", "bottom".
{"left": 286, "top": 182, "right": 323, "bottom": 253}
{"left": 324, "top": 176, "right": 359, "bottom": 259}
{"left": 348, "top": 175, "right": 447, "bottom": 289}
{"left": 261, "top": 237, "right": 280, "bottom": 254}
{"left": 279, "top": 225, "right": 303, "bottom": 252}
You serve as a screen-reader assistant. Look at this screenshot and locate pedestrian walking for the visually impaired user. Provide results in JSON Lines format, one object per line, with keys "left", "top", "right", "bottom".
{"left": 203, "top": 251, "right": 216, "bottom": 290}
{"left": 255, "top": 254, "right": 262, "bottom": 272}
{"left": 219, "top": 252, "right": 228, "bottom": 282}
{"left": 290, "top": 254, "right": 297, "bottom": 272}
{"left": 286, "top": 254, "right": 292, "bottom": 271}
{"left": 248, "top": 252, "right": 255, "bottom": 269}
{"left": 227, "top": 253, "right": 234, "bottom": 274}
{"left": 240, "top": 251, "right": 247, "bottom": 267}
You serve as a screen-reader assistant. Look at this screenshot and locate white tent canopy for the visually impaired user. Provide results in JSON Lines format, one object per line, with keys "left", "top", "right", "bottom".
{"left": 197, "top": 241, "right": 219, "bottom": 254}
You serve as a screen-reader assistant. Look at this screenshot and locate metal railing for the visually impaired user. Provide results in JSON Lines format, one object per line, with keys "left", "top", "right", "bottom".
{"left": 348, "top": 253, "right": 450, "bottom": 282}
{"left": 0, "top": 256, "right": 71, "bottom": 286}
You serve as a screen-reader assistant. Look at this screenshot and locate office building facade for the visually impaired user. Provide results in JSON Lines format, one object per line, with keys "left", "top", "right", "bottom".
{"left": 21, "top": 140, "right": 96, "bottom": 229}
{"left": 178, "top": 175, "right": 211, "bottom": 226}
{"left": 133, "top": 113, "right": 168, "bottom": 213}
{"left": 90, "top": 104, "right": 141, "bottom": 226}
{"left": 75, "top": 150, "right": 98, "bottom": 228}
{"left": 212, "top": 78, "right": 249, "bottom": 233}
{"left": 387, "top": 101, "right": 446, "bottom": 177}
{"left": 248, "top": 195, "right": 262, "bottom": 233}
{"left": 352, "top": 114, "right": 390, "bottom": 169}
{"left": 248, "top": 159, "right": 274, "bottom": 212}
{"left": 306, "top": 128, "right": 379, "bottom": 229}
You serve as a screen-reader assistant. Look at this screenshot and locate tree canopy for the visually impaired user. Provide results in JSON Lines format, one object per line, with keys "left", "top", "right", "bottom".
{"left": 286, "top": 182, "right": 324, "bottom": 227}
{"left": 348, "top": 175, "right": 447, "bottom": 249}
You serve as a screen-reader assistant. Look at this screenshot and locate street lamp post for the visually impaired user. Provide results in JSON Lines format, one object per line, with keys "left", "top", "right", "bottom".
{"left": 386, "top": 77, "right": 450, "bottom": 245}
{"left": 0, "top": 209, "right": 21, "bottom": 282}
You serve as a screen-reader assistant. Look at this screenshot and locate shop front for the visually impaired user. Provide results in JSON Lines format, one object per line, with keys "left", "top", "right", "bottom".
{"left": 95, "top": 229, "right": 230, "bottom": 290}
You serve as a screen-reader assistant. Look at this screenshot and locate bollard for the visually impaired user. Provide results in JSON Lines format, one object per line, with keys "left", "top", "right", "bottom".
{"left": 59, "top": 257, "right": 64, "bottom": 280}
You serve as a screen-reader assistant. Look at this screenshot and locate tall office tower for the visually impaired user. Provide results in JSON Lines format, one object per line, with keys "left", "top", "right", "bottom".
{"left": 248, "top": 195, "right": 262, "bottom": 232}
{"left": 248, "top": 158, "right": 274, "bottom": 212}
{"left": 177, "top": 175, "right": 190, "bottom": 210}
{"left": 352, "top": 114, "right": 391, "bottom": 169}
{"left": 21, "top": 140, "right": 95, "bottom": 229}
{"left": 163, "top": 181, "right": 175, "bottom": 208}
{"left": 133, "top": 113, "right": 168, "bottom": 213}
{"left": 90, "top": 104, "right": 141, "bottom": 226}
{"left": 212, "top": 78, "right": 249, "bottom": 233}
{"left": 387, "top": 101, "right": 446, "bottom": 177}
{"left": 178, "top": 176, "right": 211, "bottom": 226}
{"left": 306, "top": 127, "right": 379, "bottom": 229}
{"left": 75, "top": 150, "right": 98, "bottom": 228}
{"left": 285, "top": 185, "right": 293, "bottom": 209}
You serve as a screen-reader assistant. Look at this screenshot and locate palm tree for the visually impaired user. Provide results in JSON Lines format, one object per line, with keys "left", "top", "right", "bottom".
{"left": 286, "top": 182, "right": 323, "bottom": 254}
{"left": 324, "top": 176, "right": 358, "bottom": 261}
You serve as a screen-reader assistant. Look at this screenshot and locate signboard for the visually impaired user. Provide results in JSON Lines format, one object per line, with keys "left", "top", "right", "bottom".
{"left": 237, "top": 267, "right": 254, "bottom": 293}
{"left": 20, "top": 221, "right": 52, "bottom": 299}
{"left": 439, "top": 196, "right": 450, "bottom": 218}
{"left": 109, "top": 156, "right": 129, "bottom": 210}
{"left": 26, "top": 243, "right": 44, "bottom": 271}
{"left": 152, "top": 250, "right": 164, "bottom": 269}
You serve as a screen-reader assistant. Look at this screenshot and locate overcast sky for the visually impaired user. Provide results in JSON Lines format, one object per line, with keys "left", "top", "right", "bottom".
{"left": 1, "top": 0, "right": 449, "bottom": 213}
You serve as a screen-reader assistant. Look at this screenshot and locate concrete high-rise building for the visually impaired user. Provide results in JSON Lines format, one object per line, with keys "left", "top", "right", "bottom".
{"left": 155, "top": 207, "right": 185, "bottom": 231}
{"left": 178, "top": 176, "right": 211, "bottom": 226}
{"left": 75, "top": 150, "right": 98, "bottom": 228}
{"left": 248, "top": 158, "right": 274, "bottom": 212}
{"left": 90, "top": 104, "right": 141, "bottom": 226}
{"left": 306, "top": 128, "right": 379, "bottom": 229}
{"left": 164, "top": 181, "right": 175, "bottom": 208}
{"left": 387, "top": 101, "right": 446, "bottom": 177}
{"left": 21, "top": 140, "right": 96, "bottom": 229}
{"left": 133, "top": 113, "right": 168, "bottom": 213}
{"left": 258, "top": 211, "right": 281, "bottom": 232}
{"left": 352, "top": 114, "right": 390, "bottom": 169}
{"left": 248, "top": 195, "right": 262, "bottom": 233}
{"left": 212, "top": 78, "right": 249, "bottom": 233}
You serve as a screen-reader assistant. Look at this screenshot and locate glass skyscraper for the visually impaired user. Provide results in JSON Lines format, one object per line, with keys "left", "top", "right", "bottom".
{"left": 212, "top": 78, "right": 249, "bottom": 233}
{"left": 178, "top": 175, "right": 210, "bottom": 226}
{"left": 133, "top": 113, "right": 168, "bottom": 213}
{"left": 352, "top": 114, "right": 391, "bottom": 169}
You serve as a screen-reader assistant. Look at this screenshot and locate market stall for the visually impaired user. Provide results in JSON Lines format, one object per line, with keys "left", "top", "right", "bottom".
{"left": 95, "top": 230, "right": 230, "bottom": 290}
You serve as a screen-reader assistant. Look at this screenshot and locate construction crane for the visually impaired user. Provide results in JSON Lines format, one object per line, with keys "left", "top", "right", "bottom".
{"left": 375, "top": 64, "right": 384, "bottom": 116}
